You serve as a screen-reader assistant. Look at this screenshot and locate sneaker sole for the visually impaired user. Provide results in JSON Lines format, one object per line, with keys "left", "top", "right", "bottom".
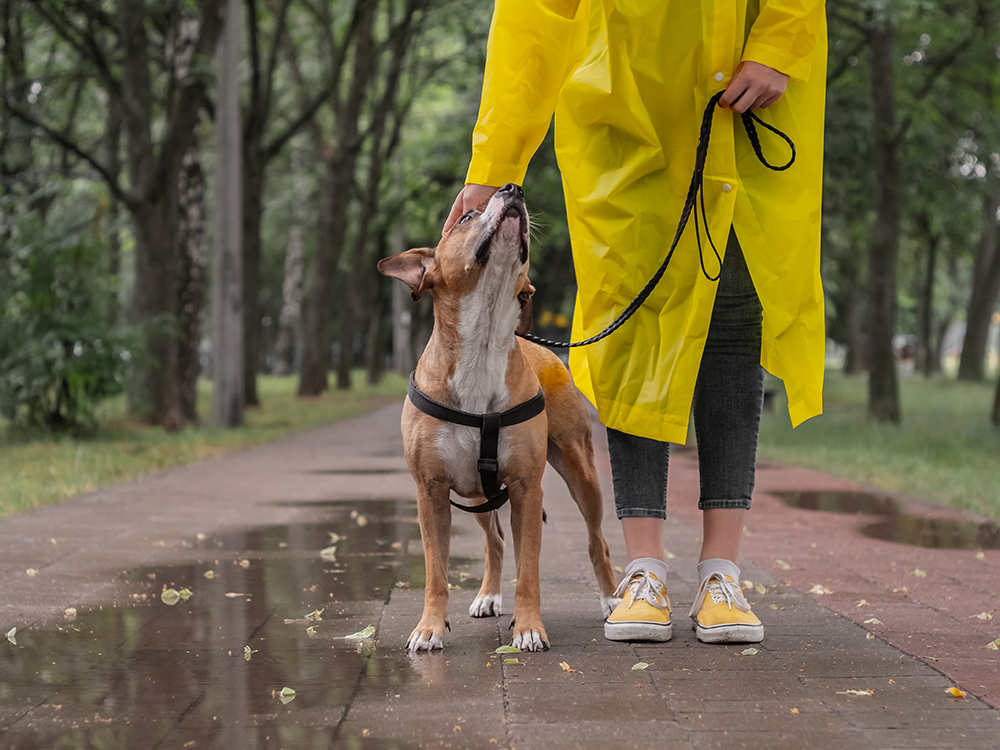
{"left": 693, "top": 621, "right": 764, "bottom": 644}
{"left": 605, "top": 619, "right": 673, "bottom": 642}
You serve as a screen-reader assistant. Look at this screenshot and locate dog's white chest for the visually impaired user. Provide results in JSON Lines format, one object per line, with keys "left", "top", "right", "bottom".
{"left": 436, "top": 423, "right": 512, "bottom": 498}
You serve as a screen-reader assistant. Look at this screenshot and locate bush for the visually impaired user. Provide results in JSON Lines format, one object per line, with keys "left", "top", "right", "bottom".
{"left": 0, "top": 202, "right": 137, "bottom": 432}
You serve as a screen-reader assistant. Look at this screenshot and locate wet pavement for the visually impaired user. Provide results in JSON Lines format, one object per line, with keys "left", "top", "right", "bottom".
{"left": 1, "top": 404, "right": 998, "bottom": 749}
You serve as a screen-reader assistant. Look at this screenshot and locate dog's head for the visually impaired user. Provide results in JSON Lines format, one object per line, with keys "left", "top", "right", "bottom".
{"left": 378, "top": 183, "right": 534, "bottom": 334}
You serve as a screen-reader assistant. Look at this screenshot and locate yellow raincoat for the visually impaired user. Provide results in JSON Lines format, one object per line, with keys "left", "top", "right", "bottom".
{"left": 466, "top": 0, "right": 827, "bottom": 443}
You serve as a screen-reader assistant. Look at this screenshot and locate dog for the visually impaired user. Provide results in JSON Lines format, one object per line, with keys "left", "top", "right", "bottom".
{"left": 377, "top": 183, "right": 619, "bottom": 651}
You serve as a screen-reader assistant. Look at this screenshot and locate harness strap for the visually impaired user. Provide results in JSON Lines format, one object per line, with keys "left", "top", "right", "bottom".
{"left": 407, "top": 371, "right": 545, "bottom": 514}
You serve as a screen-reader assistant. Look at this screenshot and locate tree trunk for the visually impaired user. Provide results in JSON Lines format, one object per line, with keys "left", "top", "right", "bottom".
{"left": 242, "top": 131, "right": 264, "bottom": 406}
{"left": 841, "top": 255, "right": 864, "bottom": 375}
{"left": 389, "top": 220, "right": 414, "bottom": 376}
{"left": 992, "top": 369, "right": 1000, "bottom": 426}
{"left": 272, "top": 149, "right": 306, "bottom": 375}
{"left": 866, "top": 19, "right": 902, "bottom": 422}
{"left": 105, "top": 94, "right": 123, "bottom": 322}
{"left": 297, "top": 0, "right": 377, "bottom": 397}
{"left": 913, "top": 212, "right": 939, "bottom": 378}
{"left": 176, "top": 145, "right": 207, "bottom": 423}
{"left": 366, "top": 232, "right": 389, "bottom": 385}
{"left": 957, "top": 187, "right": 1000, "bottom": 381}
{"left": 211, "top": 0, "right": 244, "bottom": 427}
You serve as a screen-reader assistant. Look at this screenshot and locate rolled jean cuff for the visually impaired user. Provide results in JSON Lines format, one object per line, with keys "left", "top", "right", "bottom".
{"left": 616, "top": 507, "right": 668, "bottom": 520}
{"left": 698, "top": 497, "right": 752, "bottom": 511}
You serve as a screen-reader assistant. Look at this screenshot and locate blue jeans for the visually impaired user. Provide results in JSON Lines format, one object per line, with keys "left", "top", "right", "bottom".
{"left": 607, "top": 229, "right": 764, "bottom": 517}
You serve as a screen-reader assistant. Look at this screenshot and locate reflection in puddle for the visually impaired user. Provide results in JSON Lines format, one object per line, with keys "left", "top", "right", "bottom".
{"left": 774, "top": 491, "right": 1000, "bottom": 550}
{"left": 0, "top": 499, "right": 481, "bottom": 749}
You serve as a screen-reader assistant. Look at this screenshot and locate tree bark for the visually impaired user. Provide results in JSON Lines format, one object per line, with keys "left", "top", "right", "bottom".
{"left": 992, "top": 369, "right": 1000, "bottom": 426}
{"left": 241, "top": 131, "right": 264, "bottom": 405}
{"left": 176, "top": 145, "right": 207, "bottom": 423}
{"left": 865, "top": 18, "right": 902, "bottom": 422}
{"left": 272, "top": 148, "right": 306, "bottom": 376}
{"left": 840, "top": 254, "right": 864, "bottom": 375}
{"left": 957, "top": 186, "right": 1000, "bottom": 381}
{"left": 212, "top": 0, "right": 245, "bottom": 427}
{"left": 913, "top": 212, "right": 940, "bottom": 378}
{"left": 298, "top": 0, "right": 377, "bottom": 397}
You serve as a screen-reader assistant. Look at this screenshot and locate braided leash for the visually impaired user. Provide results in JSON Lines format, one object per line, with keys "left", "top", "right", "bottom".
{"left": 519, "top": 90, "right": 795, "bottom": 350}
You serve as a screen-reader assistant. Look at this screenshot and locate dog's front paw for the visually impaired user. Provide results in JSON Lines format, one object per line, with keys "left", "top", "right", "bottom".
{"left": 600, "top": 594, "right": 622, "bottom": 619}
{"left": 406, "top": 619, "right": 448, "bottom": 651}
{"left": 469, "top": 594, "right": 502, "bottom": 617}
{"left": 510, "top": 619, "right": 549, "bottom": 652}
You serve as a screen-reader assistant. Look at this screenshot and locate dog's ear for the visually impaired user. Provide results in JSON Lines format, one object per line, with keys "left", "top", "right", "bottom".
{"left": 516, "top": 281, "right": 535, "bottom": 336}
{"left": 377, "top": 247, "right": 435, "bottom": 301}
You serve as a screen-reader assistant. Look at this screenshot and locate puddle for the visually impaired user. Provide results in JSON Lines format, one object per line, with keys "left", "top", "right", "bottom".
{"left": 773, "top": 491, "right": 1000, "bottom": 550}
{"left": 0, "top": 499, "right": 483, "bottom": 748}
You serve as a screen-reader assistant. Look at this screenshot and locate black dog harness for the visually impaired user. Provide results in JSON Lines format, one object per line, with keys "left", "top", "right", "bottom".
{"left": 407, "top": 371, "right": 545, "bottom": 514}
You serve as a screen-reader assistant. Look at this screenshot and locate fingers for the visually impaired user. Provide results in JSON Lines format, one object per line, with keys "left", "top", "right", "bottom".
{"left": 442, "top": 192, "right": 466, "bottom": 236}
{"left": 718, "top": 61, "right": 788, "bottom": 114}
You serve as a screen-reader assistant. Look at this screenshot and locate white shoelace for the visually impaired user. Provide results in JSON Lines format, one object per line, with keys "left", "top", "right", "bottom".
{"left": 613, "top": 570, "right": 670, "bottom": 611}
{"left": 688, "top": 573, "right": 751, "bottom": 618}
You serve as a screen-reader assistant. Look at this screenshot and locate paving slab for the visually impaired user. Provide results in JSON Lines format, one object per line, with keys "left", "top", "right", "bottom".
{"left": 0, "top": 402, "right": 997, "bottom": 749}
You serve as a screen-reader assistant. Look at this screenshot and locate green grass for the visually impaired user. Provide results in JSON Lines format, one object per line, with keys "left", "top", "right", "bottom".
{"left": 0, "top": 373, "right": 408, "bottom": 517}
{"left": 759, "top": 371, "right": 1000, "bottom": 519}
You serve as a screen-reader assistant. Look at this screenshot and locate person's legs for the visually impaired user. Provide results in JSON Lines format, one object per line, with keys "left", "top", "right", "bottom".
{"left": 689, "top": 228, "right": 765, "bottom": 642}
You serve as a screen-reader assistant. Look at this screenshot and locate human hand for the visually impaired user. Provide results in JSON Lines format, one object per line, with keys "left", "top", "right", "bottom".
{"left": 718, "top": 60, "right": 789, "bottom": 113}
{"left": 442, "top": 183, "right": 501, "bottom": 235}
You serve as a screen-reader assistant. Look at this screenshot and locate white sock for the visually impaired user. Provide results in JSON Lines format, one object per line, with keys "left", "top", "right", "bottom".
{"left": 697, "top": 558, "right": 740, "bottom": 585}
{"left": 625, "top": 556, "right": 668, "bottom": 583}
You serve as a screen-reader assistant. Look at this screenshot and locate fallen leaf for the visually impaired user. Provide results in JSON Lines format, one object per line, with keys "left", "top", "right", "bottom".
{"left": 64, "top": 608, "right": 77, "bottom": 620}
{"left": 741, "top": 647, "right": 759, "bottom": 656}
{"left": 741, "top": 580, "right": 754, "bottom": 590}
{"left": 356, "top": 515, "right": 368, "bottom": 527}
{"left": 754, "top": 582, "right": 766, "bottom": 595}
{"left": 306, "top": 625, "right": 318, "bottom": 636}
{"left": 866, "top": 632, "right": 875, "bottom": 640}
{"left": 203, "top": 570, "right": 216, "bottom": 579}
{"left": 663, "top": 548, "right": 676, "bottom": 559}
{"left": 774, "top": 560, "right": 791, "bottom": 570}
{"left": 971, "top": 612, "right": 993, "bottom": 621}
{"left": 503, "top": 658, "right": 521, "bottom": 664}
{"left": 6, "top": 627, "right": 16, "bottom": 645}
{"left": 913, "top": 568, "right": 927, "bottom": 578}
{"left": 631, "top": 662, "right": 650, "bottom": 670}
{"left": 946, "top": 687, "right": 966, "bottom": 699}
{"left": 305, "top": 609, "right": 324, "bottom": 622}
{"left": 864, "top": 618, "right": 882, "bottom": 625}
{"left": 790, "top": 708, "right": 799, "bottom": 714}
{"left": 613, "top": 566, "right": 623, "bottom": 574}
{"left": 278, "top": 686, "right": 296, "bottom": 705}
{"left": 244, "top": 646, "right": 256, "bottom": 661}
{"left": 495, "top": 645, "right": 521, "bottom": 654}
{"left": 161, "top": 589, "right": 181, "bottom": 606}
{"left": 320, "top": 546, "right": 338, "bottom": 562}
{"left": 770, "top": 604, "right": 778, "bottom": 610}
{"left": 342, "top": 625, "right": 376, "bottom": 640}
{"left": 25, "top": 568, "right": 37, "bottom": 577}
{"left": 986, "top": 638, "right": 1000, "bottom": 651}
{"left": 239, "top": 559, "right": 251, "bottom": 569}
{"left": 178, "top": 588, "right": 193, "bottom": 601}
{"left": 855, "top": 599, "right": 868, "bottom": 608}
{"left": 559, "top": 661, "right": 576, "bottom": 672}
{"left": 975, "top": 550, "right": 985, "bottom": 560}
{"left": 224, "top": 592, "right": 246, "bottom": 598}
{"left": 836, "top": 689, "right": 874, "bottom": 696}
{"left": 391, "top": 541, "right": 403, "bottom": 550}
{"left": 329, "top": 532, "right": 345, "bottom": 543}
{"left": 809, "top": 584, "right": 833, "bottom": 595}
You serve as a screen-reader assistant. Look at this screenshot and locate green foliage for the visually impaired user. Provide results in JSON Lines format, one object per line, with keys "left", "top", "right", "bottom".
{"left": 0, "top": 193, "right": 137, "bottom": 432}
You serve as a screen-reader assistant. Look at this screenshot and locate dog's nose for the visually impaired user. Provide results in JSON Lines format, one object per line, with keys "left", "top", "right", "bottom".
{"left": 499, "top": 183, "right": 523, "bottom": 197}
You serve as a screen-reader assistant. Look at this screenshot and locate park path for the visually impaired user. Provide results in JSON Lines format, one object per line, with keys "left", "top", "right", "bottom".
{"left": 0, "top": 401, "right": 997, "bottom": 749}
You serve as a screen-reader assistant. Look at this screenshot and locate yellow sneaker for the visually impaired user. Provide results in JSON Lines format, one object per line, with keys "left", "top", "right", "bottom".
{"left": 689, "top": 574, "right": 764, "bottom": 643}
{"left": 604, "top": 570, "right": 672, "bottom": 642}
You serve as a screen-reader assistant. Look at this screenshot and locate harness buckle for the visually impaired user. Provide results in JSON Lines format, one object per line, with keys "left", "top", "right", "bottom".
{"left": 477, "top": 458, "right": 499, "bottom": 474}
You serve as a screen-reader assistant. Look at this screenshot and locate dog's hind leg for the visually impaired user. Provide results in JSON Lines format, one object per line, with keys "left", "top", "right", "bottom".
{"left": 407, "top": 481, "right": 453, "bottom": 651}
{"left": 547, "top": 437, "right": 620, "bottom": 618}
{"left": 469, "top": 510, "right": 504, "bottom": 617}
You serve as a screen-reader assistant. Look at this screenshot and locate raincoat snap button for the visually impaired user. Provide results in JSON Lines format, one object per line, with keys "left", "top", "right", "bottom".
{"left": 722, "top": 183, "right": 732, "bottom": 192}
{"left": 714, "top": 72, "right": 724, "bottom": 82}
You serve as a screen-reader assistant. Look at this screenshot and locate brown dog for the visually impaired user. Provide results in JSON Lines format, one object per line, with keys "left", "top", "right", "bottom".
{"left": 378, "top": 184, "right": 619, "bottom": 651}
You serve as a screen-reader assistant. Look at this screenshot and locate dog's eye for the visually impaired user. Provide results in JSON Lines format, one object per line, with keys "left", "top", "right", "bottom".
{"left": 457, "top": 211, "right": 476, "bottom": 226}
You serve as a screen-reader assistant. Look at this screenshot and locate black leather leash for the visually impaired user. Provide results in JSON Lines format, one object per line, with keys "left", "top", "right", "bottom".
{"left": 407, "top": 372, "right": 545, "bottom": 513}
{"left": 518, "top": 89, "right": 795, "bottom": 350}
